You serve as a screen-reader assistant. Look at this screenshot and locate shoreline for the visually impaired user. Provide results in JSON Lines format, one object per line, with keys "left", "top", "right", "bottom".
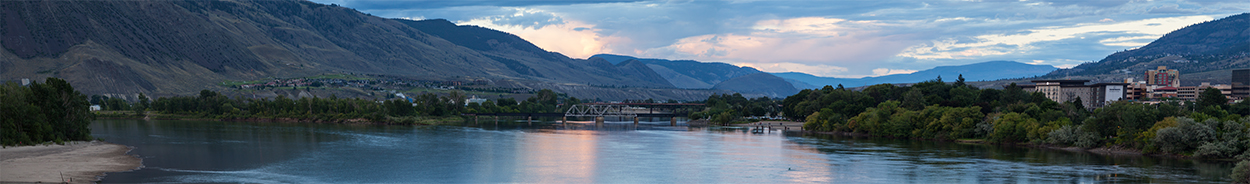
{"left": 1, "top": 141, "right": 142, "bottom": 183}
{"left": 94, "top": 112, "right": 465, "bottom": 125}
{"left": 750, "top": 121, "right": 1224, "bottom": 161}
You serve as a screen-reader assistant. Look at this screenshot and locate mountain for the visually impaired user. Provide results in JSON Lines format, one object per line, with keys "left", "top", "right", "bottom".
{"left": 588, "top": 54, "right": 763, "bottom": 89}
{"left": 1, "top": 0, "right": 682, "bottom": 99}
{"left": 397, "top": 19, "right": 674, "bottom": 88}
{"left": 1047, "top": 13, "right": 1250, "bottom": 79}
{"left": 711, "top": 73, "right": 798, "bottom": 97}
{"left": 774, "top": 61, "right": 1057, "bottom": 89}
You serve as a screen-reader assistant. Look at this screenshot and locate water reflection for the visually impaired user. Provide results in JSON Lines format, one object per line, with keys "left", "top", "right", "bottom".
{"left": 91, "top": 119, "right": 1235, "bottom": 183}
{"left": 786, "top": 133, "right": 1236, "bottom": 183}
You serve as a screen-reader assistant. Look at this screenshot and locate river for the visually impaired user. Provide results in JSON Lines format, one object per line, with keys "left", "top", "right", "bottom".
{"left": 90, "top": 119, "right": 1236, "bottom": 183}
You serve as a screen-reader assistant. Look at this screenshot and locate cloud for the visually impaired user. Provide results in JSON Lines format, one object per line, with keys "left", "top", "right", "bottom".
{"left": 1148, "top": 4, "right": 1196, "bottom": 14}
{"left": 322, "top": 0, "right": 643, "bottom": 10}
{"left": 462, "top": 18, "right": 623, "bottom": 59}
{"left": 644, "top": 17, "right": 915, "bottom": 67}
{"left": 1041, "top": 0, "right": 1132, "bottom": 8}
{"left": 873, "top": 68, "right": 919, "bottom": 76}
{"left": 896, "top": 15, "right": 1215, "bottom": 60}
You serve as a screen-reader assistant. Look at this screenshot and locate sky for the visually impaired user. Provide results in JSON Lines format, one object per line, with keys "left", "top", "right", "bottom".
{"left": 309, "top": 0, "right": 1248, "bottom": 78}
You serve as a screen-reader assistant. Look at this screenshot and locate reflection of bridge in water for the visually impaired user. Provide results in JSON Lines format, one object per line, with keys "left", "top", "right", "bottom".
{"left": 464, "top": 103, "right": 704, "bottom": 126}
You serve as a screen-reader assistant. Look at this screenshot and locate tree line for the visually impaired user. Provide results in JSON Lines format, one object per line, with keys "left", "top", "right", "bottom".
{"left": 121, "top": 89, "right": 575, "bottom": 123}
{"left": 2, "top": 78, "right": 94, "bottom": 146}
{"left": 785, "top": 75, "right": 1250, "bottom": 159}
{"left": 687, "top": 93, "right": 782, "bottom": 125}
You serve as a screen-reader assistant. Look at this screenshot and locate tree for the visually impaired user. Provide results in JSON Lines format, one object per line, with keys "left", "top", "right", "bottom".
{"left": 1196, "top": 87, "right": 1228, "bottom": 109}
{"left": 954, "top": 74, "right": 966, "bottom": 87}
{"left": 901, "top": 88, "right": 925, "bottom": 110}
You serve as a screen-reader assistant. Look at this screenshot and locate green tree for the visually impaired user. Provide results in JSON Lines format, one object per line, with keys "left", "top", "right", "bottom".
{"left": 954, "top": 74, "right": 966, "bottom": 87}
{"left": 901, "top": 88, "right": 925, "bottom": 110}
{"left": 1197, "top": 87, "right": 1228, "bottom": 109}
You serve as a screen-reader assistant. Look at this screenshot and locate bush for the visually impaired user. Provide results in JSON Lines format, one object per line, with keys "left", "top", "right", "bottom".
{"left": 1233, "top": 160, "right": 1250, "bottom": 184}
{"left": 1194, "top": 140, "right": 1242, "bottom": 158}
{"left": 1153, "top": 118, "right": 1215, "bottom": 154}
{"left": 1048, "top": 125, "right": 1100, "bottom": 148}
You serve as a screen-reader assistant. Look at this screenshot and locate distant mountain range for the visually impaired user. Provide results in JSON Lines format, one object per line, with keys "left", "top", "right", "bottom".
{"left": 773, "top": 61, "right": 1058, "bottom": 89}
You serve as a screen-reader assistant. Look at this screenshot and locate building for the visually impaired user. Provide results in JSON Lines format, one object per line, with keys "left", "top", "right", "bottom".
{"left": 1145, "top": 66, "right": 1180, "bottom": 87}
{"left": 1176, "top": 83, "right": 1232, "bottom": 101}
{"left": 1234, "top": 69, "right": 1249, "bottom": 85}
{"left": 1234, "top": 69, "right": 1250, "bottom": 99}
{"left": 1020, "top": 80, "right": 1127, "bottom": 108}
{"left": 465, "top": 95, "right": 487, "bottom": 106}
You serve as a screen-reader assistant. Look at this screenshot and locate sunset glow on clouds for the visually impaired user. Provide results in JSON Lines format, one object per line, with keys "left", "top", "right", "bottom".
{"left": 316, "top": 0, "right": 1247, "bottom": 78}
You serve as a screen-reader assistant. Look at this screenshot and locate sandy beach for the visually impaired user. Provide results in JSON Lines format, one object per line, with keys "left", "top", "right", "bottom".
{"left": 1, "top": 141, "right": 142, "bottom": 183}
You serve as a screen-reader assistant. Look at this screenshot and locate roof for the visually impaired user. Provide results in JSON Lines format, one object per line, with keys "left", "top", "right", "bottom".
{"left": 1154, "top": 86, "right": 1178, "bottom": 91}
{"left": 1031, "top": 79, "right": 1091, "bottom": 83}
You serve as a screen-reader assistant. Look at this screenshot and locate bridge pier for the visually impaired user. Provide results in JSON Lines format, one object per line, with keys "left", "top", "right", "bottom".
{"left": 561, "top": 116, "right": 566, "bottom": 124}
{"left": 595, "top": 116, "right": 604, "bottom": 124}
{"left": 633, "top": 117, "right": 638, "bottom": 125}
{"left": 671, "top": 117, "right": 676, "bottom": 126}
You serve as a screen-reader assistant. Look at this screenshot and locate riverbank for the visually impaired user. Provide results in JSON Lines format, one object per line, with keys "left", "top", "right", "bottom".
{"left": 1, "top": 141, "right": 142, "bottom": 183}
{"left": 94, "top": 111, "right": 465, "bottom": 125}
{"left": 788, "top": 123, "right": 1211, "bottom": 160}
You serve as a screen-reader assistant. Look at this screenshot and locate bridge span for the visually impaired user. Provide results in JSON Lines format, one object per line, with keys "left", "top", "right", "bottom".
{"left": 463, "top": 103, "right": 698, "bottom": 125}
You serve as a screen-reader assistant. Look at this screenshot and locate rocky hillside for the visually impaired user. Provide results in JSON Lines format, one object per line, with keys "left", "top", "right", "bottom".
{"left": 1047, "top": 13, "right": 1249, "bottom": 79}
{"left": 711, "top": 73, "right": 798, "bottom": 97}
{"left": 1, "top": 0, "right": 676, "bottom": 99}
{"left": 589, "top": 54, "right": 763, "bottom": 89}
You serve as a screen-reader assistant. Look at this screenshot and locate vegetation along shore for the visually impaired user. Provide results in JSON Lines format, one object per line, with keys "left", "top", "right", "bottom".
{"left": 770, "top": 76, "right": 1250, "bottom": 182}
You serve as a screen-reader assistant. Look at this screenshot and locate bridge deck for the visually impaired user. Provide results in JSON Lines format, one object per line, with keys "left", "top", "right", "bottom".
{"left": 464, "top": 113, "right": 681, "bottom": 117}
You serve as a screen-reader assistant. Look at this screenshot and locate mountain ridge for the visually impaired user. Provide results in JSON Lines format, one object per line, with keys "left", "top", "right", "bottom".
{"left": 773, "top": 60, "right": 1057, "bottom": 89}
{"left": 1047, "top": 13, "right": 1250, "bottom": 79}
{"left": 1, "top": 0, "right": 694, "bottom": 100}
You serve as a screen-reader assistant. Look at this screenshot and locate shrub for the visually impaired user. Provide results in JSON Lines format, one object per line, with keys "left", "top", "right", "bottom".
{"left": 1153, "top": 118, "right": 1215, "bottom": 154}
{"left": 1194, "top": 140, "right": 1242, "bottom": 158}
{"left": 1233, "top": 160, "right": 1250, "bottom": 184}
{"left": 1048, "top": 125, "right": 1100, "bottom": 148}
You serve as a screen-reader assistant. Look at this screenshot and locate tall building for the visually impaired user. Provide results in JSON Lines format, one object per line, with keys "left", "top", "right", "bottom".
{"left": 1234, "top": 69, "right": 1250, "bottom": 98}
{"left": 1233, "top": 69, "right": 1249, "bottom": 85}
{"left": 1145, "top": 66, "right": 1180, "bottom": 87}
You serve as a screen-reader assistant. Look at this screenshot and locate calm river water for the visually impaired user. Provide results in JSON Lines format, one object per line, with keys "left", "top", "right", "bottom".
{"left": 91, "top": 119, "right": 1236, "bottom": 183}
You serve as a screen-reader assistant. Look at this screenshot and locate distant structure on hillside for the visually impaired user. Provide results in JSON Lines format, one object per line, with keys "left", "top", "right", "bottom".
{"left": 1145, "top": 66, "right": 1180, "bottom": 87}
{"left": 1019, "top": 80, "right": 1126, "bottom": 109}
